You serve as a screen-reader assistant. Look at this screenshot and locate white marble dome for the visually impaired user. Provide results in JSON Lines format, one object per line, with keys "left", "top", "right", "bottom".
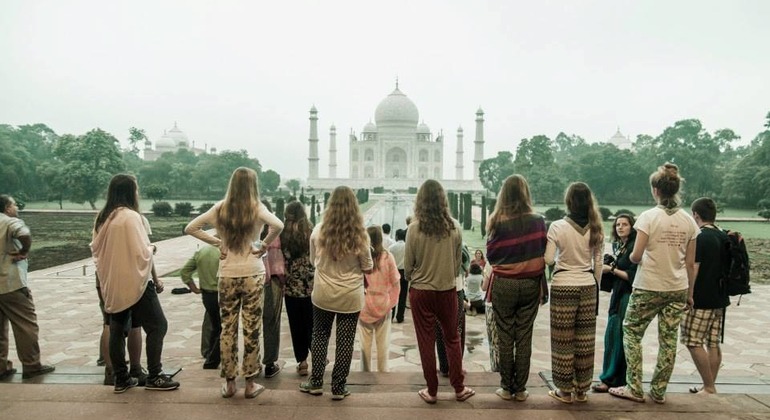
{"left": 362, "top": 121, "right": 378, "bottom": 133}
{"left": 375, "top": 87, "right": 419, "bottom": 127}
{"left": 417, "top": 121, "right": 431, "bottom": 134}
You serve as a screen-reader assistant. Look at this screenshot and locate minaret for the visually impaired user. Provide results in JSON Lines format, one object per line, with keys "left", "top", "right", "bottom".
{"left": 473, "top": 107, "right": 485, "bottom": 180}
{"left": 455, "top": 126, "right": 464, "bottom": 180}
{"left": 308, "top": 105, "right": 319, "bottom": 180}
{"left": 329, "top": 124, "right": 337, "bottom": 178}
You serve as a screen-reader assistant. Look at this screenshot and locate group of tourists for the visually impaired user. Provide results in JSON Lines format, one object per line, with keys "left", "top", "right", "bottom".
{"left": 0, "top": 160, "right": 732, "bottom": 406}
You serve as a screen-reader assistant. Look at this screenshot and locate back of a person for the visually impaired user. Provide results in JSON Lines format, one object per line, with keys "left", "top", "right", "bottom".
{"left": 693, "top": 227, "right": 730, "bottom": 309}
{"left": 487, "top": 213, "right": 546, "bottom": 279}
{"left": 549, "top": 218, "right": 595, "bottom": 286}
{"left": 634, "top": 207, "right": 697, "bottom": 291}
{"left": 310, "top": 224, "right": 370, "bottom": 313}
{"left": 406, "top": 220, "right": 461, "bottom": 291}
{"left": 465, "top": 273, "right": 483, "bottom": 302}
{"left": 361, "top": 252, "right": 397, "bottom": 323}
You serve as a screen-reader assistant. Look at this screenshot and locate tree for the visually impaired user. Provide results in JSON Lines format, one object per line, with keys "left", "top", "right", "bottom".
{"left": 285, "top": 179, "right": 300, "bottom": 196}
{"left": 144, "top": 185, "right": 169, "bottom": 202}
{"left": 259, "top": 169, "right": 281, "bottom": 194}
{"left": 479, "top": 151, "right": 515, "bottom": 194}
{"left": 514, "top": 135, "right": 555, "bottom": 170}
{"left": 127, "top": 127, "right": 147, "bottom": 154}
{"left": 52, "top": 129, "right": 125, "bottom": 209}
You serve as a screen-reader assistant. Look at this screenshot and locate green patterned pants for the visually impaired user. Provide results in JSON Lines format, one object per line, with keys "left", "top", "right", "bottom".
{"left": 219, "top": 274, "right": 265, "bottom": 380}
{"left": 622, "top": 288, "right": 687, "bottom": 400}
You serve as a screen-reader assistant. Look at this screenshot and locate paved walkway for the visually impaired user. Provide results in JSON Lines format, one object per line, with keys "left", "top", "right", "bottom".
{"left": 2, "top": 201, "right": 770, "bottom": 418}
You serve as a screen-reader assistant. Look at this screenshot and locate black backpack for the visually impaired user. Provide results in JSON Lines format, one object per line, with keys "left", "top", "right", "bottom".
{"left": 722, "top": 230, "right": 751, "bottom": 304}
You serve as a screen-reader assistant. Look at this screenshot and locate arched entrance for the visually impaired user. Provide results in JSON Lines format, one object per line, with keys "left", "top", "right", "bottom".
{"left": 385, "top": 147, "right": 407, "bottom": 178}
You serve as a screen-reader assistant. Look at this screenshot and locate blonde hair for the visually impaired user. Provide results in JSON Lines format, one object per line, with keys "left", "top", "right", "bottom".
{"left": 565, "top": 182, "right": 604, "bottom": 249}
{"left": 414, "top": 179, "right": 455, "bottom": 238}
{"left": 650, "top": 162, "right": 683, "bottom": 209}
{"left": 319, "top": 186, "right": 368, "bottom": 259}
{"left": 487, "top": 174, "right": 533, "bottom": 236}
{"left": 216, "top": 167, "right": 261, "bottom": 254}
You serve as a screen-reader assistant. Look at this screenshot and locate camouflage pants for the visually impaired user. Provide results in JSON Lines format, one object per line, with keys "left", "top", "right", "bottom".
{"left": 219, "top": 274, "right": 265, "bottom": 379}
{"left": 622, "top": 288, "right": 687, "bottom": 400}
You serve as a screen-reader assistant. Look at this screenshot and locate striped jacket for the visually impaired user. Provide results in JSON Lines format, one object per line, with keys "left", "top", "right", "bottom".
{"left": 486, "top": 214, "right": 547, "bottom": 279}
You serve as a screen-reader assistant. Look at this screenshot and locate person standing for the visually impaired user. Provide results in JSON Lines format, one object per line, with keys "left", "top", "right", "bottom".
{"left": 358, "top": 226, "right": 399, "bottom": 372}
{"left": 486, "top": 175, "right": 547, "bottom": 402}
{"left": 185, "top": 167, "right": 283, "bottom": 399}
{"left": 180, "top": 244, "right": 221, "bottom": 370}
{"left": 91, "top": 175, "right": 177, "bottom": 393}
{"left": 406, "top": 179, "right": 475, "bottom": 404}
{"left": 0, "top": 194, "right": 55, "bottom": 380}
{"left": 389, "top": 229, "right": 407, "bottom": 323}
{"left": 593, "top": 214, "right": 638, "bottom": 393}
{"left": 545, "top": 182, "right": 604, "bottom": 404}
{"left": 609, "top": 163, "right": 699, "bottom": 404}
{"left": 682, "top": 197, "right": 730, "bottom": 394}
{"left": 281, "top": 201, "right": 315, "bottom": 376}
{"left": 381, "top": 223, "right": 395, "bottom": 248}
{"left": 260, "top": 200, "right": 286, "bottom": 379}
{"left": 299, "top": 186, "right": 373, "bottom": 400}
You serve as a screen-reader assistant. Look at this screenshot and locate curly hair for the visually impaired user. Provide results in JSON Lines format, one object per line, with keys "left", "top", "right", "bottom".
{"left": 281, "top": 201, "right": 313, "bottom": 258}
{"left": 650, "top": 162, "right": 684, "bottom": 209}
{"left": 414, "top": 179, "right": 455, "bottom": 238}
{"left": 487, "top": 174, "right": 533, "bottom": 236}
{"left": 216, "top": 167, "right": 261, "bottom": 254}
{"left": 318, "top": 186, "right": 368, "bottom": 259}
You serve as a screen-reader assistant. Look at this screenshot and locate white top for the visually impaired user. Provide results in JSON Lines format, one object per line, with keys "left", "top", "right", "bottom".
{"left": 310, "top": 224, "right": 374, "bottom": 313}
{"left": 185, "top": 201, "right": 284, "bottom": 278}
{"left": 382, "top": 234, "right": 395, "bottom": 249}
{"left": 633, "top": 206, "right": 699, "bottom": 291}
{"left": 0, "top": 213, "right": 31, "bottom": 294}
{"left": 388, "top": 240, "right": 405, "bottom": 270}
{"left": 545, "top": 218, "right": 602, "bottom": 287}
{"left": 465, "top": 273, "right": 483, "bottom": 301}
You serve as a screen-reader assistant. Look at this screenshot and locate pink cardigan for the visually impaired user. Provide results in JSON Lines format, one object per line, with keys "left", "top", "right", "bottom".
{"left": 359, "top": 251, "right": 400, "bottom": 324}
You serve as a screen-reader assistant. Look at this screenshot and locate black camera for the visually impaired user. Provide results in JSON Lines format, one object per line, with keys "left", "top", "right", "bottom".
{"left": 603, "top": 254, "right": 616, "bottom": 266}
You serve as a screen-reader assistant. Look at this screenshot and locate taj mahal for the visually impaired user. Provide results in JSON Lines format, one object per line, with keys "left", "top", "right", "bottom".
{"left": 306, "top": 83, "right": 485, "bottom": 191}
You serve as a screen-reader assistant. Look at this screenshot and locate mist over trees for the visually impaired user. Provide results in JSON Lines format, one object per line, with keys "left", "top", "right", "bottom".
{"left": 478, "top": 114, "right": 770, "bottom": 208}
{"left": 0, "top": 124, "right": 281, "bottom": 207}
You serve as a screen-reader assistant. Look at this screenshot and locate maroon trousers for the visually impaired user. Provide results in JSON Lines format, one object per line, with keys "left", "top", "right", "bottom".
{"left": 410, "top": 287, "right": 465, "bottom": 395}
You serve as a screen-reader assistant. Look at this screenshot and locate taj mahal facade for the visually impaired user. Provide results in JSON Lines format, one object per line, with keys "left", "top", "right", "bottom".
{"left": 306, "top": 83, "right": 485, "bottom": 191}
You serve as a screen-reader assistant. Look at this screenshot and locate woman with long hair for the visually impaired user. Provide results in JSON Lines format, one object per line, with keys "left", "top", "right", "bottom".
{"left": 299, "top": 186, "right": 373, "bottom": 400}
{"left": 609, "top": 163, "right": 698, "bottom": 404}
{"left": 545, "top": 182, "right": 603, "bottom": 404}
{"left": 593, "top": 214, "right": 638, "bottom": 393}
{"left": 185, "top": 167, "right": 283, "bottom": 399}
{"left": 406, "top": 179, "right": 475, "bottom": 404}
{"left": 91, "top": 174, "right": 178, "bottom": 393}
{"left": 358, "top": 226, "right": 400, "bottom": 372}
{"left": 280, "top": 201, "right": 315, "bottom": 376}
{"left": 485, "top": 174, "right": 547, "bottom": 402}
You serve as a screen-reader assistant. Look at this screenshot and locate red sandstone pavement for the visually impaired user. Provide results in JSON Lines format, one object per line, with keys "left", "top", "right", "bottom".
{"left": 1, "top": 202, "right": 769, "bottom": 418}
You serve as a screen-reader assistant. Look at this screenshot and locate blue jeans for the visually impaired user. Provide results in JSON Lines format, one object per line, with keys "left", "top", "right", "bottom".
{"left": 110, "top": 283, "right": 167, "bottom": 382}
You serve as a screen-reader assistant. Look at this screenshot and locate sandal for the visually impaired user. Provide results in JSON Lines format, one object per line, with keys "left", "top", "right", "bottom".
{"left": 650, "top": 392, "right": 666, "bottom": 404}
{"left": 609, "top": 386, "right": 645, "bottom": 403}
{"left": 418, "top": 388, "right": 437, "bottom": 404}
{"left": 245, "top": 380, "right": 265, "bottom": 399}
{"left": 689, "top": 385, "right": 703, "bottom": 394}
{"left": 574, "top": 392, "right": 588, "bottom": 403}
{"left": 297, "top": 361, "right": 309, "bottom": 376}
{"left": 221, "top": 379, "right": 236, "bottom": 398}
{"left": 591, "top": 382, "right": 609, "bottom": 393}
{"left": 455, "top": 387, "right": 475, "bottom": 402}
{"left": 548, "top": 389, "right": 573, "bottom": 404}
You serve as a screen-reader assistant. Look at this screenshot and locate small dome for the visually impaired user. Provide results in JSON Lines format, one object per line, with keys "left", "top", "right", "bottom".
{"left": 416, "top": 121, "right": 430, "bottom": 134}
{"left": 362, "top": 121, "right": 378, "bottom": 133}
{"left": 374, "top": 87, "right": 419, "bottom": 128}
{"left": 476, "top": 107, "right": 484, "bottom": 115}
{"left": 608, "top": 128, "right": 632, "bottom": 150}
{"left": 457, "top": 126, "right": 464, "bottom": 133}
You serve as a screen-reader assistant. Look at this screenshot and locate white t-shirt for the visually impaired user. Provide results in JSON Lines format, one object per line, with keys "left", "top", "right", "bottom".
{"left": 545, "top": 218, "right": 601, "bottom": 287}
{"left": 633, "top": 206, "right": 699, "bottom": 292}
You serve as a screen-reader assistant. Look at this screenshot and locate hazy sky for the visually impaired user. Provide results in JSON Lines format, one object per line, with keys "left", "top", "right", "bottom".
{"left": 2, "top": 0, "right": 769, "bottom": 181}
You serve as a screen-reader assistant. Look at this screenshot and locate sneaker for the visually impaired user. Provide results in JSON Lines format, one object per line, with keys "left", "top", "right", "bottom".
{"left": 495, "top": 388, "right": 512, "bottom": 400}
{"left": 332, "top": 387, "right": 350, "bottom": 400}
{"left": 22, "top": 365, "right": 55, "bottom": 379}
{"left": 114, "top": 377, "right": 139, "bottom": 394}
{"left": 296, "top": 360, "right": 309, "bottom": 376}
{"left": 299, "top": 381, "right": 323, "bottom": 395}
{"left": 265, "top": 362, "right": 281, "bottom": 378}
{"left": 145, "top": 373, "right": 180, "bottom": 391}
{"left": 130, "top": 367, "right": 148, "bottom": 386}
{"left": 514, "top": 390, "right": 529, "bottom": 402}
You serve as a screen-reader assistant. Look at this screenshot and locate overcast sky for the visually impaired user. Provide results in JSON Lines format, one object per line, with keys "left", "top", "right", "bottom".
{"left": 2, "top": 0, "right": 769, "bottom": 181}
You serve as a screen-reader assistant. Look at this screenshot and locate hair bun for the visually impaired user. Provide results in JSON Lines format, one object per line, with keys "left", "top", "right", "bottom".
{"left": 663, "top": 162, "right": 679, "bottom": 178}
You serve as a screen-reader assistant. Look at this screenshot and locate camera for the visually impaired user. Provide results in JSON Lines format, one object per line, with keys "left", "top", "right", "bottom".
{"left": 603, "top": 254, "right": 616, "bottom": 266}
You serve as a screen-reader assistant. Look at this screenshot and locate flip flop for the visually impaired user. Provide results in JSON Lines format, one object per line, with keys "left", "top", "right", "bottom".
{"left": 591, "top": 382, "right": 609, "bottom": 393}
{"left": 221, "top": 381, "right": 236, "bottom": 398}
{"left": 548, "top": 390, "right": 573, "bottom": 404}
{"left": 609, "top": 386, "right": 645, "bottom": 403}
{"left": 574, "top": 392, "right": 588, "bottom": 403}
{"left": 689, "top": 385, "right": 703, "bottom": 394}
{"left": 455, "top": 387, "right": 476, "bottom": 402}
{"left": 245, "top": 382, "right": 265, "bottom": 399}
{"left": 418, "top": 388, "right": 437, "bottom": 404}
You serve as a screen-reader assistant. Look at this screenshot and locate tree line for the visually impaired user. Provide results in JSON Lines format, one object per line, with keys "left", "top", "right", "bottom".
{"left": 0, "top": 124, "right": 282, "bottom": 209}
{"left": 479, "top": 114, "right": 770, "bottom": 210}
